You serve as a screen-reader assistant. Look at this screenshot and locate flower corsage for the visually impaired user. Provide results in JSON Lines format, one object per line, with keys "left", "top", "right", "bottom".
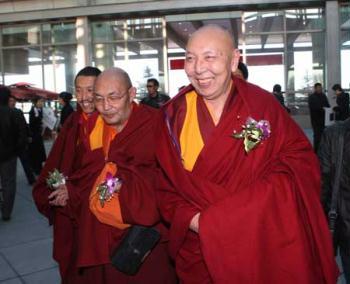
{"left": 96, "top": 172, "right": 122, "bottom": 207}
{"left": 232, "top": 117, "right": 271, "bottom": 153}
{"left": 46, "top": 169, "right": 66, "bottom": 190}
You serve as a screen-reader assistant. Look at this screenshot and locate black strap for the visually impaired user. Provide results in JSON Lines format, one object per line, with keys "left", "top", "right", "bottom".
{"left": 328, "top": 125, "right": 345, "bottom": 233}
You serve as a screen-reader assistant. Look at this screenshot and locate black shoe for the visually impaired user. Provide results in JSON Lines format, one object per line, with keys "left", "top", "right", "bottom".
{"left": 2, "top": 216, "right": 11, "bottom": 222}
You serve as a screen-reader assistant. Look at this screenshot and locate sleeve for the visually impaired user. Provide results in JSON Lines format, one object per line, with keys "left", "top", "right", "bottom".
{"left": 32, "top": 121, "right": 71, "bottom": 222}
{"left": 117, "top": 161, "right": 161, "bottom": 226}
{"left": 12, "top": 110, "right": 28, "bottom": 156}
{"left": 318, "top": 129, "right": 333, "bottom": 214}
{"left": 156, "top": 167, "right": 200, "bottom": 258}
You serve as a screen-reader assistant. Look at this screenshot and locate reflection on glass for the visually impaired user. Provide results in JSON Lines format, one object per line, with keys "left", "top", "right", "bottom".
{"left": 42, "top": 22, "right": 76, "bottom": 44}
{"left": 3, "top": 47, "right": 43, "bottom": 87}
{"left": 42, "top": 45, "right": 77, "bottom": 93}
{"left": 91, "top": 18, "right": 165, "bottom": 98}
{"left": 91, "top": 21, "right": 124, "bottom": 43}
{"left": 286, "top": 8, "right": 324, "bottom": 30}
{"left": 2, "top": 25, "right": 40, "bottom": 46}
{"left": 341, "top": 5, "right": 350, "bottom": 89}
{"left": 286, "top": 32, "right": 324, "bottom": 113}
{"left": 93, "top": 43, "right": 124, "bottom": 71}
{"left": 244, "top": 11, "right": 284, "bottom": 33}
{"left": 127, "top": 18, "right": 163, "bottom": 39}
{"left": 245, "top": 34, "right": 284, "bottom": 91}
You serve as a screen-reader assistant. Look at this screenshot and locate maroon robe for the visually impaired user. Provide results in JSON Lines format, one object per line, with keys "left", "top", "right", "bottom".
{"left": 66, "top": 105, "right": 176, "bottom": 283}
{"left": 156, "top": 77, "right": 338, "bottom": 283}
{"left": 32, "top": 110, "right": 99, "bottom": 283}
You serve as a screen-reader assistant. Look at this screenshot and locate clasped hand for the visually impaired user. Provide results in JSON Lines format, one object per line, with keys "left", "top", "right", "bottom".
{"left": 48, "top": 184, "right": 69, "bottom": 207}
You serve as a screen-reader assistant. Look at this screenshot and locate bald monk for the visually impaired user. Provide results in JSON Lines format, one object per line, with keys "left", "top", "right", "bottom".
{"left": 64, "top": 67, "right": 176, "bottom": 283}
{"left": 156, "top": 25, "right": 338, "bottom": 283}
{"left": 33, "top": 66, "right": 101, "bottom": 283}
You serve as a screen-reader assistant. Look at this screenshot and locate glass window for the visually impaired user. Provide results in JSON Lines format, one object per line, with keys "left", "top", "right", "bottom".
{"left": 2, "top": 25, "right": 40, "bottom": 47}
{"left": 91, "top": 17, "right": 166, "bottom": 98}
{"left": 126, "top": 18, "right": 163, "bottom": 40}
{"left": 43, "top": 45, "right": 77, "bottom": 93}
{"left": 244, "top": 11, "right": 284, "bottom": 34}
{"left": 91, "top": 21, "right": 125, "bottom": 43}
{"left": 3, "top": 47, "right": 43, "bottom": 87}
{"left": 245, "top": 34, "right": 285, "bottom": 92}
{"left": 42, "top": 22, "right": 76, "bottom": 44}
{"left": 286, "top": 32, "right": 324, "bottom": 113}
{"left": 340, "top": 5, "right": 350, "bottom": 89}
{"left": 286, "top": 8, "right": 324, "bottom": 31}
{"left": 93, "top": 43, "right": 124, "bottom": 71}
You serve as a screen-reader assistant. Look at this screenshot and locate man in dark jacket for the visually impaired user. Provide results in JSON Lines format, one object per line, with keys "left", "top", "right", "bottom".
{"left": 308, "top": 82, "right": 330, "bottom": 152}
{"left": 332, "top": 84, "right": 350, "bottom": 121}
{"left": 58, "top": 91, "right": 74, "bottom": 128}
{"left": 319, "top": 118, "right": 350, "bottom": 284}
{"left": 140, "top": 78, "right": 170, "bottom": 108}
{"left": 0, "top": 86, "right": 28, "bottom": 221}
{"left": 8, "top": 96, "right": 36, "bottom": 185}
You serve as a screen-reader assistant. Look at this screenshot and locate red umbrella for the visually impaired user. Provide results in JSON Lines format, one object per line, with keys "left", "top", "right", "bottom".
{"left": 8, "top": 82, "right": 58, "bottom": 100}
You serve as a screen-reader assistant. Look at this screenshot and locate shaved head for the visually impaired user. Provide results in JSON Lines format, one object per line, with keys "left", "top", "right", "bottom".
{"left": 94, "top": 67, "right": 136, "bottom": 131}
{"left": 184, "top": 24, "right": 240, "bottom": 103}
{"left": 188, "top": 25, "right": 235, "bottom": 53}
{"left": 96, "top": 67, "right": 132, "bottom": 90}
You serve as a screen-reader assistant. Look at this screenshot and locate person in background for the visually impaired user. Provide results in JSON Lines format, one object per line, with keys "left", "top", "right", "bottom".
{"left": 58, "top": 91, "right": 74, "bottom": 127}
{"left": 33, "top": 66, "right": 101, "bottom": 283}
{"left": 8, "top": 96, "right": 36, "bottom": 185}
{"left": 156, "top": 24, "right": 337, "bottom": 283}
{"left": 233, "top": 61, "right": 249, "bottom": 80}
{"left": 29, "top": 97, "right": 47, "bottom": 175}
{"left": 0, "top": 86, "right": 27, "bottom": 221}
{"left": 141, "top": 78, "right": 170, "bottom": 108}
{"left": 332, "top": 84, "right": 349, "bottom": 121}
{"left": 308, "top": 82, "right": 330, "bottom": 152}
{"left": 319, "top": 117, "right": 350, "bottom": 284}
{"left": 272, "top": 84, "right": 290, "bottom": 113}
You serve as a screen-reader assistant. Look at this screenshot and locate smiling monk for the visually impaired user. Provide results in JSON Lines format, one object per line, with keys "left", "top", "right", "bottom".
{"left": 156, "top": 25, "right": 338, "bottom": 283}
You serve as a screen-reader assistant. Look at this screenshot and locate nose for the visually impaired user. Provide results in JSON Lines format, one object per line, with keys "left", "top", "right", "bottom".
{"left": 194, "top": 58, "right": 205, "bottom": 74}
{"left": 102, "top": 97, "right": 111, "bottom": 111}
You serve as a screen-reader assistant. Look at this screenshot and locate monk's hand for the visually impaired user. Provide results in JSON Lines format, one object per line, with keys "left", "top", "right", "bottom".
{"left": 48, "top": 185, "right": 69, "bottom": 207}
{"left": 189, "top": 213, "right": 200, "bottom": 233}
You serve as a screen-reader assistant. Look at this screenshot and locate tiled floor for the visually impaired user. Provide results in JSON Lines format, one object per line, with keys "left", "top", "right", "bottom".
{"left": 0, "top": 133, "right": 347, "bottom": 284}
{"left": 0, "top": 151, "right": 60, "bottom": 283}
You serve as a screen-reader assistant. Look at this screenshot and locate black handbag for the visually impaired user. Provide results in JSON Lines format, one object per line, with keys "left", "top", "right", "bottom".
{"left": 110, "top": 225, "right": 160, "bottom": 275}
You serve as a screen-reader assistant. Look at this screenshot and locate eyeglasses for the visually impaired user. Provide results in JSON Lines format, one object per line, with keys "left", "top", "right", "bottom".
{"left": 94, "top": 92, "right": 128, "bottom": 105}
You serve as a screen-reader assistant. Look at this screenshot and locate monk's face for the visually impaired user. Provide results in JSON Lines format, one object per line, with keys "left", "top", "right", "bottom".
{"left": 75, "top": 75, "right": 97, "bottom": 114}
{"left": 94, "top": 75, "right": 135, "bottom": 130}
{"left": 184, "top": 27, "right": 240, "bottom": 101}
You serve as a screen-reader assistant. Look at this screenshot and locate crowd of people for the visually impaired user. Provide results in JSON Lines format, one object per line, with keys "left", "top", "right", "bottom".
{"left": 0, "top": 24, "right": 348, "bottom": 283}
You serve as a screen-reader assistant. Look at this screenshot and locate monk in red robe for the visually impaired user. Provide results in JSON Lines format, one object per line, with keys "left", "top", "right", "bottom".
{"left": 156, "top": 25, "right": 338, "bottom": 283}
{"left": 32, "top": 66, "right": 101, "bottom": 283}
{"left": 62, "top": 67, "right": 176, "bottom": 283}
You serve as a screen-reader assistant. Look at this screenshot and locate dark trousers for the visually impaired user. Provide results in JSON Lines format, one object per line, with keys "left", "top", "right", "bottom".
{"left": 340, "top": 247, "right": 350, "bottom": 284}
{"left": 19, "top": 151, "right": 36, "bottom": 184}
{"left": 0, "top": 156, "right": 17, "bottom": 219}
{"left": 313, "top": 127, "right": 324, "bottom": 153}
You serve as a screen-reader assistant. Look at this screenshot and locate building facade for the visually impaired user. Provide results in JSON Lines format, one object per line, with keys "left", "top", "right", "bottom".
{"left": 0, "top": 0, "right": 348, "bottom": 112}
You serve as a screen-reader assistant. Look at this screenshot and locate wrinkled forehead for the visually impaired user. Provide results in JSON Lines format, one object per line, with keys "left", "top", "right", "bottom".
{"left": 95, "top": 76, "right": 128, "bottom": 95}
{"left": 186, "top": 27, "right": 234, "bottom": 54}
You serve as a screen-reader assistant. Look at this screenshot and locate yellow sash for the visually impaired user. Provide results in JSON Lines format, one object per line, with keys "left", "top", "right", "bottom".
{"left": 180, "top": 91, "right": 205, "bottom": 171}
{"left": 88, "top": 117, "right": 130, "bottom": 229}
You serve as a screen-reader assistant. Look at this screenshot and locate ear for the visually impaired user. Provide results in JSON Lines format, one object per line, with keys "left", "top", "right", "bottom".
{"left": 231, "top": 49, "right": 241, "bottom": 73}
{"left": 128, "top": 86, "right": 137, "bottom": 102}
